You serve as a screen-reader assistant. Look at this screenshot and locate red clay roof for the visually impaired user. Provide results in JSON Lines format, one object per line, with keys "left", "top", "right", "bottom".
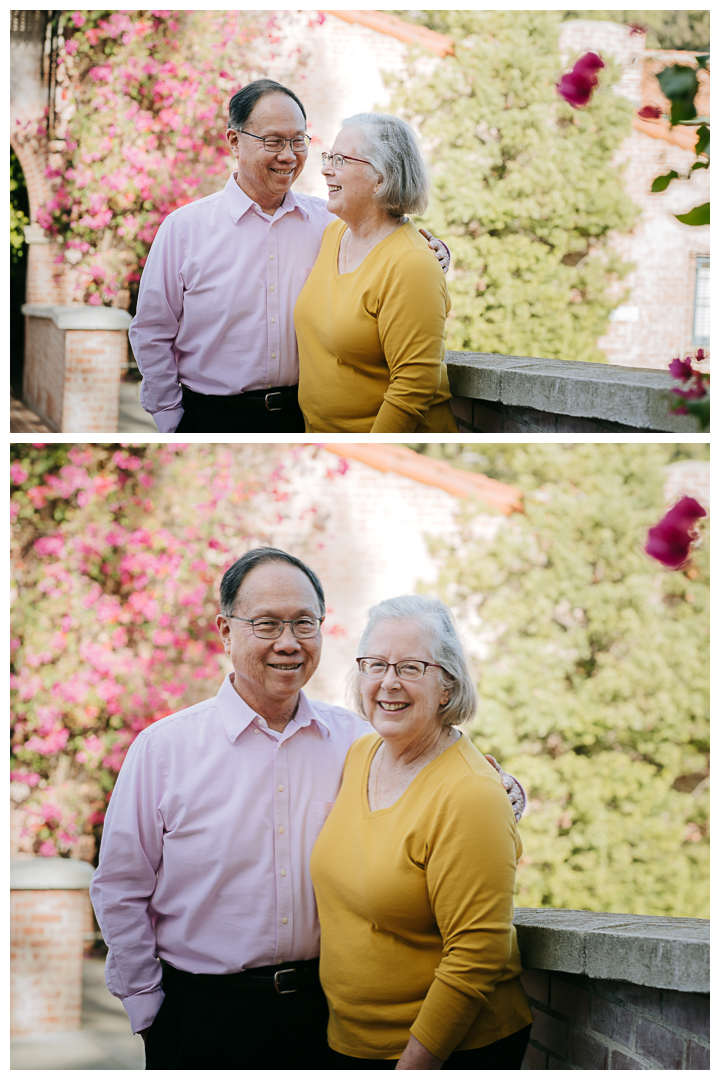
{"left": 320, "top": 444, "right": 523, "bottom": 514}
{"left": 321, "top": 10, "right": 454, "bottom": 57}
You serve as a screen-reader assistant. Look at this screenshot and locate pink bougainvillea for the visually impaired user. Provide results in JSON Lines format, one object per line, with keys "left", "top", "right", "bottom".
{"left": 556, "top": 52, "right": 605, "bottom": 109}
{"left": 27, "top": 10, "right": 318, "bottom": 306}
{"left": 10, "top": 442, "right": 317, "bottom": 859}
{"left": 645, "top": 496, "right": 707, "bottom": 570}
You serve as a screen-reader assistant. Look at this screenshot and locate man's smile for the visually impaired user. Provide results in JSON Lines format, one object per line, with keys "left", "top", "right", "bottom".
{"left": 269, "top": 661, "right": 303, "bottom": 670}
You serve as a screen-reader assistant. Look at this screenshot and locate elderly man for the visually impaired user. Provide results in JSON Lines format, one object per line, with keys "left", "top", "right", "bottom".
{"left": 129, "top": 80, "right": 449, "bottom": 434}
{"left": 90, "top": 548, "right": 524, "bottom": 1070}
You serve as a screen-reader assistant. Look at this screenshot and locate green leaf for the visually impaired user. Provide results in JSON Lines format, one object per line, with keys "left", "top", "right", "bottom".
{"left": 675, "top": 202, "right": 710, "bottom": 227}
{"left": 695, "top": 124, "right": 709, "bottom": 158}
{"left": 686, "top": 397, "right": 710, "bottom": 432}
{"left": 656, "top": 64, "right": 698, "bottom": 125}
{"left": 695, "top": 54, "right": 710, "bottom": 70}
{"left": 691, "top": 161, "right": 709, "bottom": 172}
{"left": 651, "top": 170, "right": 679, "bottom": 192}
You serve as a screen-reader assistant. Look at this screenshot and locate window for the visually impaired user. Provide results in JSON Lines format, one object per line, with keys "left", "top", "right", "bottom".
{"left": 693, "top": 257, "right": 710, "bottom": 348}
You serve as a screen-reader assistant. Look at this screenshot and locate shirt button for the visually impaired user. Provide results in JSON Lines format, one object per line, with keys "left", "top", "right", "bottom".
{"left": 270, "top": 285, "right": 275, "bottom": 292}
{"left": 272, "top": 353, "right": 276, "bottom": 359}
{"left": 278, "top": 784, "right": 284, "bottom": 791}
{"left": 254, "top": 728, "right": 261, "bottom": 734}
{"left": 282, "top": 917, "right": 288, "bottom": 924}
{"left": 270, "top": 254, "right": 274, "bottom": 260}
{"left": 279, "top": 826, "right": 285, "bottom": 834}
{"left": 281, "top": 869, "right": 287, "bottom": 877}
{"left": 272, "top": 318, "right": 276, "bottom": 324}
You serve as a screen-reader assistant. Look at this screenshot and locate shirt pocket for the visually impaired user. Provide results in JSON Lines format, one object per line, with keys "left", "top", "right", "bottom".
{"left": 309, "top": 800, "right": 336, "bottom": 845}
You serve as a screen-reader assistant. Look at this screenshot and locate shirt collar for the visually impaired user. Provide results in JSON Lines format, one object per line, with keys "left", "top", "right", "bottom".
{"left": 223, "top": 172, "right": 309, "bottom": 224}
{"left": 217, "top": 672, "right": 330, "bottom": 743}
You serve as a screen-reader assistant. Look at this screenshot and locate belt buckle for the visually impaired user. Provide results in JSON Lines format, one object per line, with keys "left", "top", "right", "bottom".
{"left": 265, "top": 391, "right": 283, "bottom": 412}
{"left": 274, "top": 967, "right": 297, "bottom": 995}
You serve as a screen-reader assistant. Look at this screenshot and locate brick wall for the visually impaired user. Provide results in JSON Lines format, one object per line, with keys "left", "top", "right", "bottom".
{"left": 23, "top": 317, "right": 125, "bottom": 433}
{"left": 521, "top": 969, "right": 710, "bottom": 1069}
{"left": 23, "top": 316, "right": 66, "bottom": 431}
{"left": 11, "top": 889, "right": 88, "bottom": 1036}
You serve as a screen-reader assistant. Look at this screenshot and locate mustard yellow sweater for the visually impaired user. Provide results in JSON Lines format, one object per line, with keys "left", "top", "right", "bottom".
{"left": 294, "top": 218, "right": 458, "bottom": 433}
{"left": 310, "top": 732, "right": 532, "bottom": 1061}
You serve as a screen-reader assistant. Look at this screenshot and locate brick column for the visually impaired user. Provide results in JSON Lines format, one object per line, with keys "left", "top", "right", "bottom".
{"left": 21, "top": 304, "right": 132, "bottom": 432}
{"left": 11, "top": 858, "right": 95, "bottom": 1037}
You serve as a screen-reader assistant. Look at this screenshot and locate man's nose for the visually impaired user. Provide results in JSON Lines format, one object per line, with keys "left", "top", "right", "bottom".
{"left": 273, "top": 624, "right": 301, "bottom": 649}
{"left": 276, "top": 142, "right": 297, "bottom": 161}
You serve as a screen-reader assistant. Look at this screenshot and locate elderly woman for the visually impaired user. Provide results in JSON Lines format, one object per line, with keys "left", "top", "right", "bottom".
{"left": 294, "top": 114, "right": 458, "bottom": 434}
{"left": 310, "top": 595, "right": 532, "bottom": 1069}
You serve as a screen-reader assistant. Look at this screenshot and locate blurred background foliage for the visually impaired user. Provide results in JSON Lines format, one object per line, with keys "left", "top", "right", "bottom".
{"left": 409, "top": 443, "right": 709, "bottom": 917}
{"left": 390, "top": 10, "right": 639, "bottom": 361}
{"left": 393, "top": 10, "right": 710, "bottom": 51}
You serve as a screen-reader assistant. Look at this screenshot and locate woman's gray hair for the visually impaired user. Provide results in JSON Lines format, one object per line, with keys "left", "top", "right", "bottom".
{"left": 351, "top": 595, "right": 478, "bottom": 727}
{"left": 341, "top": 113, "right": 430, "bottom": 217}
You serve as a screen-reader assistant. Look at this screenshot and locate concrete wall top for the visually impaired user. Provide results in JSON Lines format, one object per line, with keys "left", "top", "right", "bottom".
{"left": 22, "top": 304, "right": 133, "bottom": 331}
{"left": 11, "top": 857, "right": 95, "bottom": 890}
{"left": 514, "top": 907, "right": 709, "bottom": 994}
{"left": 445, "top": 351, "right": 698, "bottom": 432}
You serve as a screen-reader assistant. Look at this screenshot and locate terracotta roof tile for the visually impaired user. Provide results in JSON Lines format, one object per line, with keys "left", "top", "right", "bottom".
{"left": 320, "top": 444, "right": 523, "bottom": 514}
{"left": 321, "top": 10, "right": 454, "bottom": 57}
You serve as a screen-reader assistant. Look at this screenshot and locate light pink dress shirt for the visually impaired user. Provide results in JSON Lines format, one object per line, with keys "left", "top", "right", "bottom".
{"left": 89, "top": 674, "right": 370, "bottom": 1034}
{"left": 128, "top": 173, "right": 334, "bottom": 433}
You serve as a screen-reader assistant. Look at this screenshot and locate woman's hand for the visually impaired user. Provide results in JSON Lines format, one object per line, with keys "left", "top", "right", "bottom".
{"left": 485, "top": 754, "right": 525, "bottom": 822}
{"left": 395, "top": 1034, "right": 445, "bottom": 1070}
{"left": 418, "top": 228, "right": 450, "bottom": 274}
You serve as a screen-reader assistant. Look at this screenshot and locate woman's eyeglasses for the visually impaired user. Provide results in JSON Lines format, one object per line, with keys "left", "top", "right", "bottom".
{"left": 322, "top": 152, "right": 374, "bottom": 170}
{"left": 357, "top": 658, "right": 443, "bottom": 681}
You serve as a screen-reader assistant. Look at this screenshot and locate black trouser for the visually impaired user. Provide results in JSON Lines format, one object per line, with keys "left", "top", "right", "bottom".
{"left": 144, "top": 959, "right": 334, "bottom": 1069}
{"left": 328, "top": 1024, "right": 532, "bottom": 1070}
{"left": 174, "top": 384, "right": 305, "bottom": 433}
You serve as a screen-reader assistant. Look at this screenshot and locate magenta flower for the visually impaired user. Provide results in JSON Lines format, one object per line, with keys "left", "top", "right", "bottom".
{"left": 669, "top": 356, "right": 694, "bottom": 381}
{"left": 645, "top": 496, "right": 707, "bottom": 569}
{"left": 557, "top": 52, "right": 605, "bottom": 109}
{"left": 637, "top": 105, "right": 662, "bottom": 119}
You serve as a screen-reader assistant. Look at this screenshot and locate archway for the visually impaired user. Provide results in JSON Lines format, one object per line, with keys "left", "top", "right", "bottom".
{"left": 10, "top": 147, "right": 29, "bottom": 395}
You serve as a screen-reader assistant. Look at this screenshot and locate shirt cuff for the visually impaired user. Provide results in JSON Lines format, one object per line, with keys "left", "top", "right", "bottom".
{"left": 510, "top": 775, "right": 527, "bottom": 819}
{"left": 153, "top": 407, "right": 184, "bottom": 434}
{"left": 123, "top": 987, "right": 165, "bottom": 1034}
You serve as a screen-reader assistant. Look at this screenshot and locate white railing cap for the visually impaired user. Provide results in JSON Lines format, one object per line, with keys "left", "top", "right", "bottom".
{"left": 11, "top": 856, "right": 95, "bottom": 890}
{"left": 21, "top": 304, "right": 132, "bottom": 331}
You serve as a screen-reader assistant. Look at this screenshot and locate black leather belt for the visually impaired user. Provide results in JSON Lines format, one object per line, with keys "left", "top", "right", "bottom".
{"left": 181, "top": 384, "right": 298, "bottom": 413}
{"left": 160, "top": 958, "right": 320, "bottom": 996}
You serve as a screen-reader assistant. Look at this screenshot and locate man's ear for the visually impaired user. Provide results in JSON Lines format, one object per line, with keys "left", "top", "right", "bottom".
{"left": 216, "top": 613, "right": 232, "bottom": 651}
{"left": 226, "top": 129, "right": 239, "bottom": 156}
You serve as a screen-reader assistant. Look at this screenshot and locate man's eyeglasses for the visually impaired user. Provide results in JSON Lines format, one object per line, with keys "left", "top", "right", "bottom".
{"left": 239, "top": 130, "right": 311, "bottom": 153}
{"left": 357, "top": 658, "right": 444, "bottom": 681}
{"left": 321, "top": 152, "right": 374, "bottom": 170}
{"left": 229, "top": 615, "right": 324, "bottom": 639}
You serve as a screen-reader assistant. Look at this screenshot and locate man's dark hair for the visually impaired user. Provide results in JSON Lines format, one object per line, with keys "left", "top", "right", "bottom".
{"left": 228, "top": 79, "right": 306, "bottom": 131}
{"left": 220, "top": 547, "right": 325, "bottom": 616}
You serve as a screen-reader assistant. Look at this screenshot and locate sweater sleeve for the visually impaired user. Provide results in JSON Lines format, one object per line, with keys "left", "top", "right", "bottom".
{"left": 371, "top": 247, "right": 450, "bottom": 433}
{"left": 409, "top": 774, "right": 521, "bottom": 1060}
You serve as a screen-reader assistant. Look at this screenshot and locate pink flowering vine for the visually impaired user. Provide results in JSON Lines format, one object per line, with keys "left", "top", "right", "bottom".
{"left": 645, "top": 496, "right": 707, "bottom": 570}
{"left": 556, "top": 52, "right": 605, "bottom": 109}
{"left": 10, "top": 442, "right": 318, "bottom": 860}
{"left": 29, "top": 10, "right": 304, "bottom": 306}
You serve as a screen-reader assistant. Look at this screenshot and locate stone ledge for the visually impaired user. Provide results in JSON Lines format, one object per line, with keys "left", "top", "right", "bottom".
{"left": 11, "top": 857, "right": 95, "bottom": 891}
{"left": 22, "top": 304, "right": 132, "bottom": 332}
{"left": 514, "top": 908, "right": 709, "bottom": 994}
{"left": 445, "top": 352, "right": 698, "bottom": 433}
